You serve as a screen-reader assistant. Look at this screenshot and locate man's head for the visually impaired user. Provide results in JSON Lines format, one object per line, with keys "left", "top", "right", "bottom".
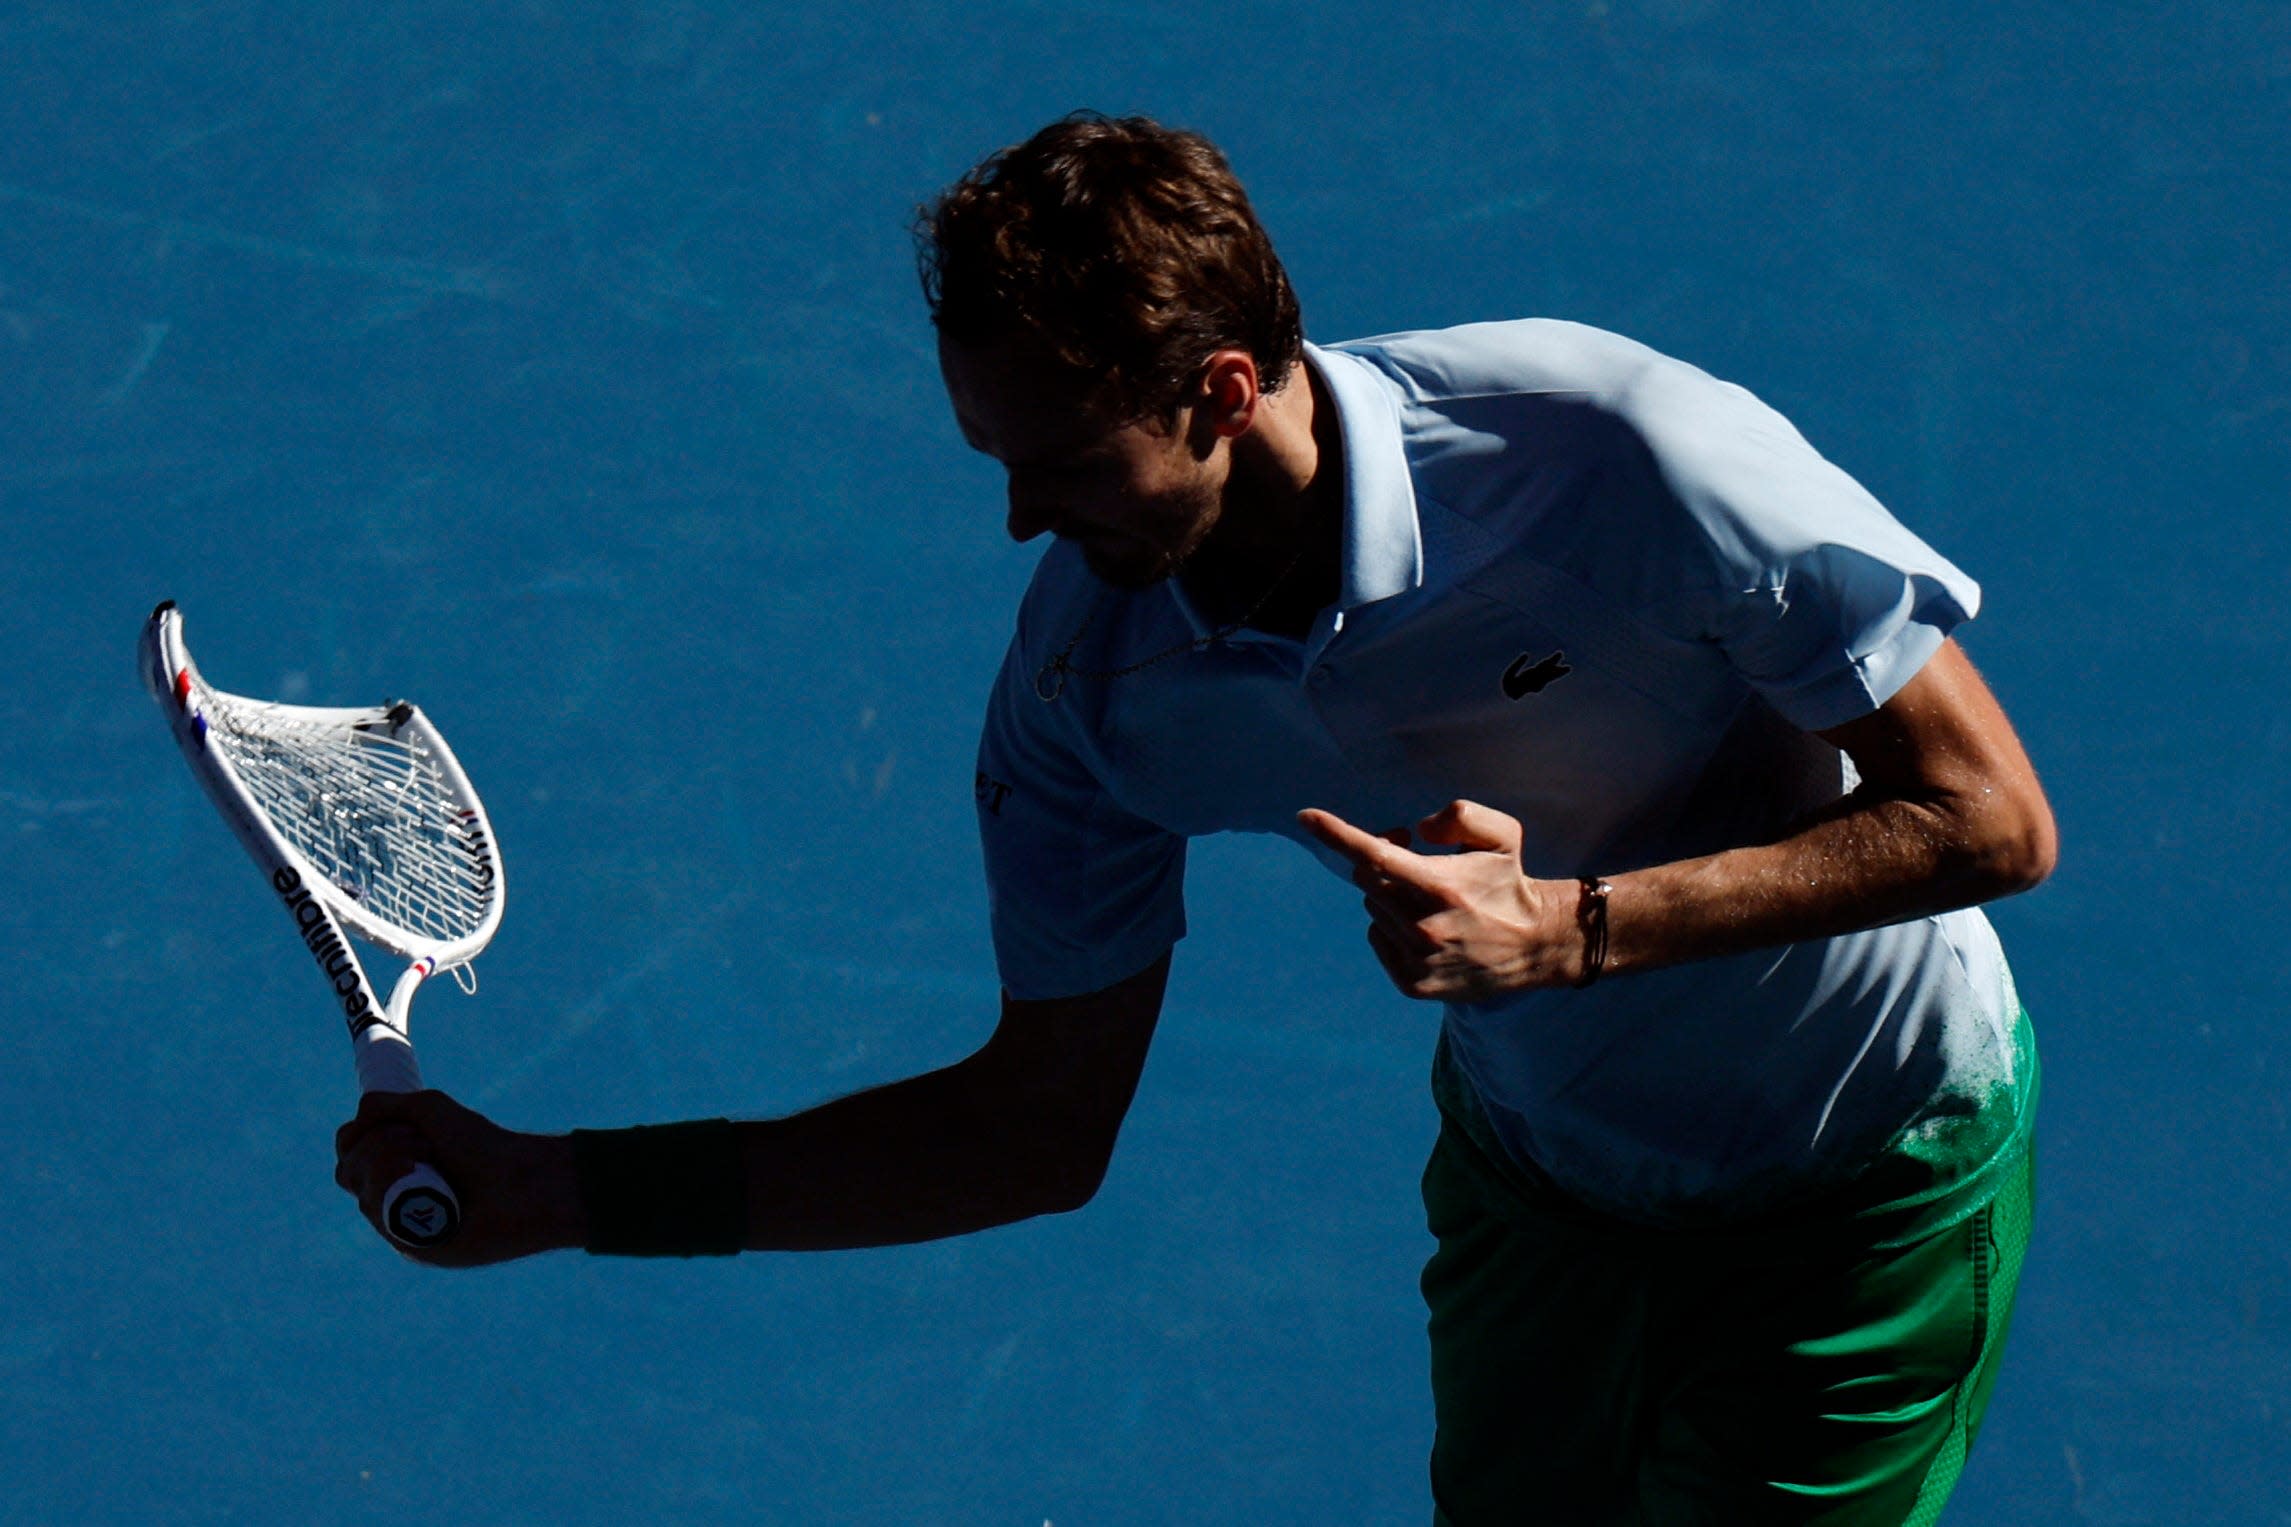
{"left": 920, "top": 114, "right": 1306, "bottom": 587}
{"left": 918, "top": 112, "right": 1303, "bottom": 429}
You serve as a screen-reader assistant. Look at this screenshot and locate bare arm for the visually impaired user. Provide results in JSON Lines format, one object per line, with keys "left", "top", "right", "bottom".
{"left": 737, "top": 954, "right": 1168, "bottom": 1249}
{"left": 1605, "top": 638, "right": 2056, "bottom": 974}
{"left": 335, "top": 954, "right": 1170, "bottom": 1264}
{"left": 1300, "top": 641, "right": 2055, "bottom": 998}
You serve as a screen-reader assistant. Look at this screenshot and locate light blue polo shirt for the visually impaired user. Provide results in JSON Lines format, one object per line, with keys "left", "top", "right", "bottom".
{"left": 974, "top": 319, "right": 2028, "bottom": 1225}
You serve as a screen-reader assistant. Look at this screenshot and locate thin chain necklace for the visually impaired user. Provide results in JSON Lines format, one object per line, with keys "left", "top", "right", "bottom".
{"left": 1032, "top": 532, "right": 1320, "bottom": 702}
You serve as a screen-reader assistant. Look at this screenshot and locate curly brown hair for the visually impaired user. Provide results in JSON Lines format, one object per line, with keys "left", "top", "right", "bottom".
{"left": 917, "top": 112, "right": 1304, "bottom": 425}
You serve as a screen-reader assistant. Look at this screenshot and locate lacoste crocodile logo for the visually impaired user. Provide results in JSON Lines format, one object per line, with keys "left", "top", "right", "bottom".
{"left": 1501, "top": 650, "right": 1572, "bottom": 700}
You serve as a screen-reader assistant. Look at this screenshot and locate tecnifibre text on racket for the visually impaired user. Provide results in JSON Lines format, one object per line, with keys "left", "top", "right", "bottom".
{"left": 140, "top": 601, "right": 504, "bottom": 1249}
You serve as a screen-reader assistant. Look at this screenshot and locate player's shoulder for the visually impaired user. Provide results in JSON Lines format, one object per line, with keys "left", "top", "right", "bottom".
{"left": 1325, "top": 318, "right": 1782, "bottom": 445}
{"left": 1323, "top": 318, "right": 1673, "bottom": 408}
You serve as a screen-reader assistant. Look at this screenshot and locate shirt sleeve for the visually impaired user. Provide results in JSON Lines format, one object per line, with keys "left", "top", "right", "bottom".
{"left": 975, "top": 626, "right": 1187, "bottom": 1002}
{"left": 1625, "top": 361, "right": 1981, "bottom": 731}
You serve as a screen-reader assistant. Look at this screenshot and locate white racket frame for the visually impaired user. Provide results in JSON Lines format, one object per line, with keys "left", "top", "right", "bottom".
{"left": 140, "top": 601, "right": 504, "bottom": 1249}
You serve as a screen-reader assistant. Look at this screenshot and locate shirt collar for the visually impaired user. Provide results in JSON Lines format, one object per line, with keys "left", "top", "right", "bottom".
{"left": 1164, "top": 342, "right": 1423, "bottom": 645}
{"left": 1307, "top": 340, "right": 1423, "bottom": 613}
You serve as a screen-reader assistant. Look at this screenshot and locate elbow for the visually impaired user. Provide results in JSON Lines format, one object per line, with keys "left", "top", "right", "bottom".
{"left": 977, "top": 1108, "right": 1116, "bottom": 1219}
{"left": 951, "top": 1056, "right": 1131, "bottom": 1223}
{"left": 2014, "top": 811, "right": 2060, "bottom": 893}
{"left": 1038, "top": 1180, "right": 1101, "bottom": 1218}
{"left": 1033, "top": 1142, "right": 1115, "bottom": 1217}
{"left": 1968, "top": 793, "right": 2059, "bottom": 900}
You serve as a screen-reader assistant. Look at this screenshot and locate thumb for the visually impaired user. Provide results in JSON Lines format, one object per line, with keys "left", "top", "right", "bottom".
{"left": 1416, "top": 799, "right": 1523, "bottom": 854}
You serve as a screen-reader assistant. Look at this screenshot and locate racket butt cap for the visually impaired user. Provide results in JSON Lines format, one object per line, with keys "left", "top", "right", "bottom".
{"left": 382, "top": 1165, "right": 462, "bottom": 1248}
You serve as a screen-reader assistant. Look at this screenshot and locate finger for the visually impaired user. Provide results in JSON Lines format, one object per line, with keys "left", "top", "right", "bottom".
{"left": 335, "top": 1127, "right": 385, "bottom": 1199}
{"left": 1302, "top": 810, "right": 1452, "bottom": 902}
{"left": 335, "top": 1120, "right": 410, "bottom": 1202}
{"left": 335, "top": 1117, "right": 367, "bottom": 1169}
{"left": 336, "top": 1103, "right": 430, "bottom": 1190}
{"left": 1354, "top": 828, "right": 1418, "bottom": 893}
{"left": 1356, "top": 863, "right": 1449, "bottom": 922}
{"left": 1354, "top": 863, "right": 1434, "bottom": 908}
{"left": 1416, "top": 799, "right": 1524, "bottom": 855}
{"left": 357, "top": 1127, "right": 440, "bottom": 1231}
{"left": 344, "top": 1088, "right": 423, "bottom": 1132}
{"left": 1364, "top": 922, "right": 1423, "bottom": 996}
{"left": 334, "top": 1090, "right": 423, "bottom": 1173}
{"left": 1361, "top": 891, "right": 1434, "bottom": 953}
{"left": 1298, "top": 807, "right": 1409, "bottom": 874}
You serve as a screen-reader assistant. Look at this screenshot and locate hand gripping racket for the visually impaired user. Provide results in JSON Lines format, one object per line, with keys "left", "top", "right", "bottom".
{"left": 140, "top": 602, "right": 505, "bottom": 1249}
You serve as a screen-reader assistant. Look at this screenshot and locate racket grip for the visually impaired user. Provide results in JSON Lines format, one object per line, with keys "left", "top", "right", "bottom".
{"left": 353, "top": 1026, "right": 463, "bottom": 1248}
{"left": 354, "top": 1024, "right": 426, "bottom": 1094}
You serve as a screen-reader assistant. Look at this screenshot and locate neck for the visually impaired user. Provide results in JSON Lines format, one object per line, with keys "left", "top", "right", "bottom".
{"left": 1180, "top": 360, "right": 1345, "bottom": 638}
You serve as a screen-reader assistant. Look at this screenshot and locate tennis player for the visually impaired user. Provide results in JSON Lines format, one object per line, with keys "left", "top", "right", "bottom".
{"left": 339, "top": 113, "right": 2056, "bottom": 1525}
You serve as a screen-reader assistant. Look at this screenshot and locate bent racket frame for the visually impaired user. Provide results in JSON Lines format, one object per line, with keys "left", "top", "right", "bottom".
{"left": 140, "top": 601, "right": 505, "bottom": 1249}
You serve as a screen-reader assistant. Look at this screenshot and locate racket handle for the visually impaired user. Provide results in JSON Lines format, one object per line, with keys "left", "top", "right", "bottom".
{"left": 354, "top": 1023, "right": 426, "bottom": 1094}
{"left": 353, "top": 1025, "right": 463, "bottom": 1249}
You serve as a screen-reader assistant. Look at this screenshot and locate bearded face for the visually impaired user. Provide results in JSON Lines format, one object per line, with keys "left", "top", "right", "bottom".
{"left": 940, "top": 336, "right": 1232, "bottom": 590}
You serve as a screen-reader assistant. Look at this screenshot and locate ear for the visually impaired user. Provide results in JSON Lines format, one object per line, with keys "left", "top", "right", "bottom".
{"left": 1194, "top": 349, "right": 1262, "bottom": 440}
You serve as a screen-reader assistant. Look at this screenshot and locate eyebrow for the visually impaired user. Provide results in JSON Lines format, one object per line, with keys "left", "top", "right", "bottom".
{"left": 955, "top": 419, "right": 1110, "bottom": 473}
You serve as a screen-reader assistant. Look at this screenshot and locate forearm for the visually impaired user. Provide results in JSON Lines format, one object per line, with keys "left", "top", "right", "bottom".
{"left": 1598, "top": 646, "right": 2056, "bottom": 981}
{"left": 535, "top": 1063, "right": 1089, "bottom": 1259}
{"left": 731, "top": 1056, "right": 1091, "bottom": 1252}
{"left": 1598, "top": 786, "right": 2052, "bottom": 980}
{"left": 341, "top": 968, "right": 1164, "bottom": 1266}
{"left": 345, "top": 1062, "right": 1083, "bottom": 1264}
{"left": 1304, "top": 645, "right": 2056, "bottom": 1002}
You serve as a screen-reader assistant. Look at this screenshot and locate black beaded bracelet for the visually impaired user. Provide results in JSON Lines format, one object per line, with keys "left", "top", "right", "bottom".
{"left": 571, "top": 1118, "right": 747, "bottom": 1257}
{"left": 1574, "top": 878, "right": 1613, "bottom": 988}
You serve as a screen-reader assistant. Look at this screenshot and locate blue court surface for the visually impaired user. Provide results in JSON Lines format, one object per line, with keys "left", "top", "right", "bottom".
{"left": 6, "top": 4, "right": 2286, "bottom": 1522}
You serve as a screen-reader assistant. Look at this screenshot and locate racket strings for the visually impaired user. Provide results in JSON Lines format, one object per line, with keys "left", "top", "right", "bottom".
{"left": 199, "top": 686, "right": 496, "bottom": 945}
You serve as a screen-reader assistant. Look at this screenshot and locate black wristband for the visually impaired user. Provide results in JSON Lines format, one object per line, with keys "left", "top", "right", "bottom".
{"left": 571, "top": 1119, "right": 747, "bottom": 1257}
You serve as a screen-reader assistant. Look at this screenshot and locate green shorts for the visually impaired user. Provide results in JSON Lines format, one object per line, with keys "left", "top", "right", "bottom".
{"left": 1422, "top": 1018, "right": 2038, "bottom": 1527}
